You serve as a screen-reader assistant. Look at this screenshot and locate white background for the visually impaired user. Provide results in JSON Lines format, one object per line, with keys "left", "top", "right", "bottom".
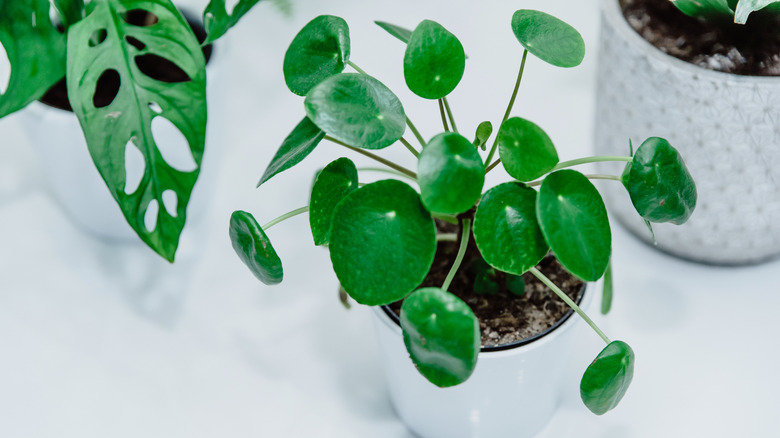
{"left": 1, "top": 0, "right": 779, "bottom": 436}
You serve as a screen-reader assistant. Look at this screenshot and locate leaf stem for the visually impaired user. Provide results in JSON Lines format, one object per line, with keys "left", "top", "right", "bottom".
{"left": 553, "top": 156, "right": 632, "bottom": 171}
{"left": 485, "top": 158, "right": 501, "bottom": 174}
{"left": 399, "top": 137, "right": 420, "bottom": 158}
{"left": 485, "top": 49, "right": 528, "bottom": 164}
{"left": 347, "top": 60, "right": 369, "bottom": 76}
{"left": 356, "top": 167, "right": 417, "bottom": 182}
{"left": 432, "top": 212, "right": 459, "bottom": 225}
{"left": 442, "top": 97, "right": 458, "bottom": 133}
{"left": 529, "top": 267, "right": 611, "bottom": 345}
{"left": 325, "top": 136, "right": 417, "bottom": 179}
{"left": 527, "top": 173, "right": 624, "bottom": 187}
{"left": 262, "top": 206, "right": 310, "bottom": 230}
{"left": 438, "top": 99, "right": 450, "bottom": 132}
{"left": 436, "top": 233, "right": 458, "bottom": 242}
{"left": 442, "top": 218, "right": 472, "bottom": 291}
{"left": 406, "top": 118, "right": 427, "bottom": 147}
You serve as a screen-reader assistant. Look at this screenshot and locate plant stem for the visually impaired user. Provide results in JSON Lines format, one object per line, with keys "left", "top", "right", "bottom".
{"left": 432, "top": 212, "right": 459, "bottom": 225}
{"left": 527, "top": 173, "right": 624, "bottom": 187}
{"left": 262, "top": 206, "right": 309, "bottom": 230}
{"left": 442, "top": 218, "right": 472, "bottom": 291}
{"left": 406, "top": 118, "right": 427, "bottom": 148}
{"left": 356, "top": 167, "right": 417, "bottom": 182}
{"left": 553, "top": 156, "right": 632, "bottom": 171}
{"left": 442, "top": 97, "right": 459, "bottom": 133}
{"left": 347, "top": 60, "right": 369, "bottom": 76}
{"left": 485, "top": 49, "right": 528, "bottom": 164}
{"left": 399, "top": 137, "right": 420, "bottom": 158}
{"left": 438, "top": 99, "right": 450, "bottom": 132}
{"left": 529, "top": 267, "right": 611, "bottom": 345}
{"left": 325, "top": 136, "right": 417, "bottom": 179}
{"left": 485, "top": 158, "right": 501, "bottom": 174}
{"left": 436, "top": 233, "right": 458, "bottom": 242}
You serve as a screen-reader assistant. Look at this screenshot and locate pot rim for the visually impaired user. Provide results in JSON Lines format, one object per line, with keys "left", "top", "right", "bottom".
{"left": 602, "top": 0, "right": 780, "bottom": 84}
{"left": 375, "top": 281, "right": 589, "bottom": 356}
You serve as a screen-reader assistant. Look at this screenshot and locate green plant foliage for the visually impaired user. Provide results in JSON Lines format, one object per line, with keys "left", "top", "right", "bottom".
{"left": 309, "top": 157, "right": 358, "bottom": 246}
{"left": 474, "top": 182, "right": 549, "bottom": 275}
{"left": 472, "top": 121, "right": 493, "bottom": 150}
{"left": 418, "top": 132, "right": 485, "bottom": 215}
{"left": 401, "top": 287, "right": 480, "bottom": 387}
{"left": 537, "top": 170, "right": 611, "bottom": 281}
{"left": 258, "top": 117, "right": 325, "bottom": 187}
{"left": 498, "top": 117, "right": 559, "bottom": 182}
{"left": 511, "top": 9, "right": 585, "bottom": 68}
{"left": 506, "top": 274, "right": 526, "bottom": 296}
{"left": 52, "top": 0, "right": 86, "bottom": 29}
{"left": 404, "top": 20, "right": 465, "bottom": 99}
{"left": 0, "top": 0, "right": 67, "bottom": 118}
{"left": 67, "top": 0, "right": 207, "bottom": 262}
{"left": 229, "top": 210, "right": 283, "bottom": 285}
{"left": 374, "top": 20, "right": 412, "bottom": 43}
{"left": 283, "top": 15, "right": 350, "bottom": 96}
{"left": 601, "top": 260, "right": 613, "bottom": 315}
{"left": 672, "top": 0, "right": 734, "bottom": 19}
{"left": 580, "top": 341, "right": 635, "bottom": 415}
{"left": 624, "top": 137, "right": 697, "bottom": 225}
{"left": 329, "top": 180, "right": 436, "bottom": 305}
{"left": 305, "top": 73, "right": 406, "bottom": 150}
{"left": 203, "top": 0, "right": 264, "bottom": 44}
{"left": 735, "top": 0, "right": 780, "bottom": 23}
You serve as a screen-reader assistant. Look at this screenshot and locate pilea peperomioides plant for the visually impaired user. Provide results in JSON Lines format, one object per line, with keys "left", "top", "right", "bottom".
{"left": 0, "top": 0, "right": 280, "bottom": 261}
{"left": 672, "top": 0, "right": 780, "bottom": 24}
{"left": 230, "top": 10, "right": 697, "bottom": 415}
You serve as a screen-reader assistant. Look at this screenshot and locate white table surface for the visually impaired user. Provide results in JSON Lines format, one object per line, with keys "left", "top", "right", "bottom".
{"left": 1, "top": 0, "right": 779, "bottom": 437}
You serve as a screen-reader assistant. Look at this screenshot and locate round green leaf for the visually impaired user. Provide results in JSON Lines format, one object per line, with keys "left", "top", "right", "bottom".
{"left": 511, "top": 10, "right": 585, "bottom": 68}
{"left": 329, "top": 180, "right": 436, "bottom": 305}
{"left": 581, "top": 340, "right": 635, "bottom": 415}
{"left": 309, "top": 157, "right": 358, "bottom": 246}
{"left": 537, "top": 170, "right": 611, "bottom": 281}
{"left": 498, "top": 117, "right": 559, "bottom": 182}
{"left": 404, "top": 20, "right": 465, "bottom": 99}
{"left": 283, "top": 15, "right": 350, "bottom": 96}
{"left": 258, "top": 117, "right": 325, "bottom": 187}
{"left": 304, "top": 73, "right": 406, "bottom": 150}
{"left": 229, "top": 211, "right": 283, "bottom": 285}
{"left": 624, "top": 137, "right": 697, "bottom": 225}
{"left": 418, "top": 132, "right": 485, "bottom": 215}
{"left": 401, "top": 288, "right": 480, "bottom": 387}
{"left": 473, "top": 182, "right": 549, "bottom": 275}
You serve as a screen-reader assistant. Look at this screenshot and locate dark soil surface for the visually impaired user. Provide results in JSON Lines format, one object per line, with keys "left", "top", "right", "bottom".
{"left": 388, "top": 220, "right": 584, "bottom": 349}
{"left": 620, "top": 0, "right": 780, "bottom": 75}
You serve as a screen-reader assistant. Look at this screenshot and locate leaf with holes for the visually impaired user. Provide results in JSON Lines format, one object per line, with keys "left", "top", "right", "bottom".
{"left": 374, "top": 20, "right": 413, "bottom": 43}
{"left": 67, "top": 0, "right": 207, "bottom": 262}
{"left": 418, "top": 132, "right": 484, "bottom": 215}
{"left": 404, "top": 20, "right": 465, "bottom": 99}
{"left": 230, "top": 210, "right": 283, "bottom": 285}
{"left": 203, "top": 0, "right": 264, "bottom": 44}
{"left": 498, "top": 117, "right": 558, "bottom": 182}
{"left": 0, "top": 0, "right": 67, "bottom": 118}
{"left": 511, "top": 10, "right": 585, "bottom": 68}
{"left": 284, "top": 15, "right": 350, "bottom": 96}
{"left": 309, "top": 157, "right": 358, "bottom": 246}
{"left": 258, "top": 117, "right": 325, "bottom": 187}
{"left": 581, "top": 341, "right": 635, "bottom": 415}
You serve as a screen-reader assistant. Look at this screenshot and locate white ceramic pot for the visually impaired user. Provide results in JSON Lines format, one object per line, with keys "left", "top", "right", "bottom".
{"left": 594, "top": 0, "right": 780, "bottom": 264}
{"left": 371, "top": 284, "right": 592, "bottom": 438}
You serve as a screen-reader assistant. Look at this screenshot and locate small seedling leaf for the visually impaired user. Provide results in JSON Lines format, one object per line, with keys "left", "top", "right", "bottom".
{"left": 473, "top": 121, "right": 493, "bottom": 150}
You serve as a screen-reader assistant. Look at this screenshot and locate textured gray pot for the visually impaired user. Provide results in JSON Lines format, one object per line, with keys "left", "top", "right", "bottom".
{"left": 594, "top": 0, "right": 780, "bottom": 264}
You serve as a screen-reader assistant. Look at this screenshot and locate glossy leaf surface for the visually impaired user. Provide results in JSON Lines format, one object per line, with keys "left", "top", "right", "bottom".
{"left": 374, "top": 20, "right": 412, "bottom": 43}
{"left": 309, "top": 157, "right": 358, "bottom": 246}
{"left": 52, "top": 0, "right": 86, "bottom": 29}
{"left": 537, "top": 170, "right": 610, "bottom": 281}
{"left": 498, "top": 117, "right": 558, "bottom": 182}
{"left": 404, "top": 20, "right": 465, "bottom": 99}
{"left": 329, "top": 180, "right": 436, "bottom": 305}
{"left": 283, "top": 15, "right": 350, "bottom": 96}
{"left": 401, "top": 288, "right": 480, "bottom": 387}
{"left": 258, "top": 117, "right": 325, "bottom": 187}
{"left": 474, "top": 182, "right": 548, "bottom": 275}
{"left": 581, "top": 341, "right": 635, "bottom": 415}
{"left": 203, "top": 0, "right": 264, "bottom": 44}
{"left": 624, "top": 137, "right": 697, "bottom": 225}
{"left": 671, "top": 0, "right": 733, "bottom": 20}
{"left": 67, "top": 0, "right": 207, "bottom": 261}
{"left": 305, "top": 73, "right": 405, "bottom": 150}
{"left": 418, "top": 132, "right": 485, "bottom": 215}
{"left": 735, "top": 0, "right": 780, "bottom": 23}
{"left": 0, "top": 0, "right": 67, "bottom": 118}
{"left": 511, "top": 9, "right": 585, "bottom": 68}
{"left": 601, "top": 259, "right": 613, "bottom": 315}
{"left": 229, "top": 210, "right": 283, "bottom": 285}
{"left": 473, "top": 121, "right": 493, "bottom": 150}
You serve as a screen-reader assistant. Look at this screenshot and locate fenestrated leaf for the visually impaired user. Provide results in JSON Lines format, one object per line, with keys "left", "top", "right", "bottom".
{"left": 472, "top": 121, "right": 493, "bottom": 150}
{"left": 474, "top": 182, "right": 548, "bottom": 275}
{"left": 537, "top": 170, "right": 610, "bottom": 281}
{"left": 418, "top": 132, "right": 484, "bottom": 215}
{"left": 329, "top": 180, "right": 436, "bottom": 306}
{"left": 374, "top": 20, "right": 412, "bottom": 43}
{"left": 67, "top": 0, "right": 207, "bottom": 262}
{"left": 0, "top": 0, "right": 67, "bottom": 118}
{"left": 404, "top": 20, "right": 465, "bottom": 99}
{"left": 601, "top": 259, "right": 613, "bottom": 315}
{"left": 258, "top": 117, "right": 325, "bottom": 187}
{"left": 498, "top": 117, "right": 558, "bottom": 182}
{"left": 203, "top": 0, "right": 267, "bottom": 44}
{"left": 309, "top": 157, "right": 358, "bottom": 246}
{"left": 229, "top": 210, "right": 283, "bottom": 285}
{"left": 283, "top": 15, "right": 349, "bottom": 96}
{"left": 581, "top": 341, "right": 635, "bottom": 415}
{"left": 305, "top": 73, "right": 406, "bottom": 150}
{"left": 52, "top": 0, "right": 86, "bottom": 29}
{"left": 624, "top": 137, "right": 697, "bottom": 225}
{"left": 735, "top": 0, "right": 780, "bottom": 23}
{"left": 401, "top": 287, "right": 480, "bottom": 387}
{"left": 511, "top": 10, "right": 585, "bottom": 68}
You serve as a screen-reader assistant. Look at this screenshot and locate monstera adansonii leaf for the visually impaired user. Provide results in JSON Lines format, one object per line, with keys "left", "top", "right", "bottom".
{"left": 67, "top": 0, "right": 207, "bottom": 262}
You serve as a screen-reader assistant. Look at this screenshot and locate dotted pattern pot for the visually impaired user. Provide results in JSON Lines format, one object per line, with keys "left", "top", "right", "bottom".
{"left": 594, "top": 0, "right": 780, "bottom": 264}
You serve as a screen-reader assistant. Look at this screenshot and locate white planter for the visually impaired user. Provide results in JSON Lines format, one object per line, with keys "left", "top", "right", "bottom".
{"left": 594, "top": 0, "right": 780, "bottom": 264}
{"left": 371, "top": 284, "right": 592, "bottom": 438}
